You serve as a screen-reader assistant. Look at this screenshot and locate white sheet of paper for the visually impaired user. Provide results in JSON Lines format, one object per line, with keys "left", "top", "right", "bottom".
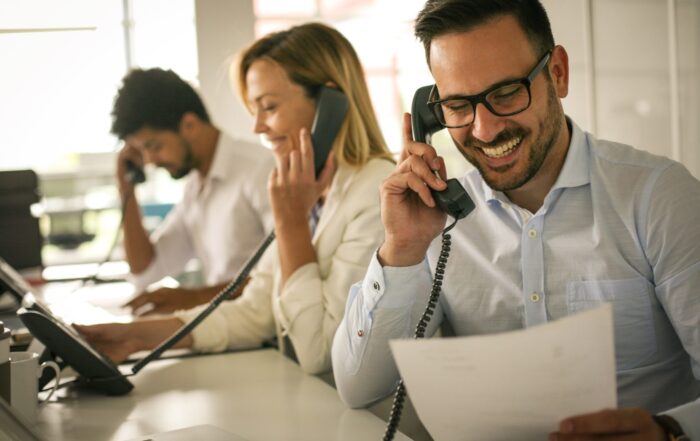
{"left": 390, "top": 304, "right": 617, "bottom": 441}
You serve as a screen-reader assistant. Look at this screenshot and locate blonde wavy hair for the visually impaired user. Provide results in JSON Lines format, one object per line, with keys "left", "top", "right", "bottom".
{"left": 236, "top": 22, "right": 393, "bottom": 167}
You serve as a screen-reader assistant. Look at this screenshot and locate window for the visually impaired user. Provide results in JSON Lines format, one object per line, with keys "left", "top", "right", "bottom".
{"left": 1, "top": 0, "right": 198, "bottom": 265}
{"left": 0, "top": 0, "right": 198, "bottom": 172}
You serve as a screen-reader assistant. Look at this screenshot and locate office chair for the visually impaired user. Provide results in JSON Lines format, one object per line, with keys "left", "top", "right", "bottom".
{"left": 0, "top": 170, "right": 43, "bottom": 270}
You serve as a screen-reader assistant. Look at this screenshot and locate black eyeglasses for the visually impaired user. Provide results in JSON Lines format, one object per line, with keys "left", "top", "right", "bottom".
{"left": 428, "top": 51, "right": 552, "bottom": 128}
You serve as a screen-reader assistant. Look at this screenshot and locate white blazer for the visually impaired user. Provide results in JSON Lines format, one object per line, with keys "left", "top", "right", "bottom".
{"left": 176, "top": 157, "right": 394, "bottom": 375}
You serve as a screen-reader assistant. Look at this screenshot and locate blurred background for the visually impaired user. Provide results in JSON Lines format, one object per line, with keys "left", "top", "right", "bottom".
{"left": 0, "top": 0, "right": 698, "bottom": 271}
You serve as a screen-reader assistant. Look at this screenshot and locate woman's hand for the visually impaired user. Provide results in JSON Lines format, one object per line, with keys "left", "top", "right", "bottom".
{"left": 74, "top": 322, "right": 146, "bottom": 364}
{"left": 74, "top": 318, "right": 192, "bottom": 364}
{"left": 268, "top": 128, "right": 336, "bottom": 228}
{"left": 269, "top": 128, "right": 334, "bottom": 285}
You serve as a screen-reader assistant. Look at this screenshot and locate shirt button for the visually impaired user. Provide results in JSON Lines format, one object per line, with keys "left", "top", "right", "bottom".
{"left": 372, "top": 281, "right": 381, "bottom": 291}
{"left": 530, "top": 292, "right": 541, "bottom": 302}
{"left": 357, "top": 330, "right": 364, "bottom": 337}
{"left": 528, "top": 229, "right": 537, "bottom": 238}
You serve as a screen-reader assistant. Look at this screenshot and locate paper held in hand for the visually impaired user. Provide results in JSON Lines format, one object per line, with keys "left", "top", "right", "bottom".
{"left": 389, "top": 304, "right": 617, "bottom": 441}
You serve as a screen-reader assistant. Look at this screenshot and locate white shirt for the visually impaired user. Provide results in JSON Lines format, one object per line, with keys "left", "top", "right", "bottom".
{"left": 332, "top": 121, "right": 700, "bottom": 438}
{"left": 129, "top": 133, "right": 274, "bottom": 291}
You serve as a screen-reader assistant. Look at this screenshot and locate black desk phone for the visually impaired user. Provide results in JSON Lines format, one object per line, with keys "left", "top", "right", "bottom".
{"left": 383, "top": 86, "right": 477, "bottom": 441}
{"left": 0, "top": 257, "right": 133, "bottom": 396}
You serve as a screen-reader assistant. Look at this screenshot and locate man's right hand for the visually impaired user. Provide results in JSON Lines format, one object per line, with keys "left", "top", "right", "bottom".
{"left": 116, "top": 142, "right": 144, "bottom": 195}
{"left": 378, "top": 113, "right": 448, "bottom": 267}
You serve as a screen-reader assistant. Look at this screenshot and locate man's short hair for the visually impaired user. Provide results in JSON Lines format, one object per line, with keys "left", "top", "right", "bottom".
{"left": 415, "top": 0, "right": 555, "bottom": 66}
{"left": 110, "top": 68, "right": 210, "bottom": 139}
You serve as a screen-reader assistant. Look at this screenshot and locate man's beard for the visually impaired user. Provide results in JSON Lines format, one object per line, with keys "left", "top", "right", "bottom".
{"left": 455, "top": 81, "right": 563, "bottom": 192}
{"left": 170, "top": 138, "right": 197, "bottom": 179}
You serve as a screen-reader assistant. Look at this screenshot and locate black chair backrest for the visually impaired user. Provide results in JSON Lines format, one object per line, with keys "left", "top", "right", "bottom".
{"left": 0, "top": 170, "right": 43, "bottom": 270}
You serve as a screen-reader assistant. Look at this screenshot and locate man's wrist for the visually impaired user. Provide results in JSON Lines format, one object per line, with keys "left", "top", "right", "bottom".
{"left": 653, "top": 415, "right": 689, "bottom": 441}
{"left": 377, "top": 241, "right": 426, "bottom": 267}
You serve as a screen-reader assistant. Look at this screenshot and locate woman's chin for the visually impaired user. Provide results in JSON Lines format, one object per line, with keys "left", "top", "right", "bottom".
{"left": 271, "top": 141, "right": 296, "bottom": 156}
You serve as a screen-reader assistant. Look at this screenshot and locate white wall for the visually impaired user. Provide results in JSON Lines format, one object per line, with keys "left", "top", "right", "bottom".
{"left": 542, "top": 0, "right": 700, "bottom": 178}
{"left": 194, "top": 0, "right": 257, "bottom": 143}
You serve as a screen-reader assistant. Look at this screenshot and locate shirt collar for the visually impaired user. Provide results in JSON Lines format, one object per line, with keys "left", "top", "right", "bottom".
{"left": 481, "top": 117, "right": 590, "bottom": 204}
{"left": 204, "top": 133, "right": 228, "bottom": 183}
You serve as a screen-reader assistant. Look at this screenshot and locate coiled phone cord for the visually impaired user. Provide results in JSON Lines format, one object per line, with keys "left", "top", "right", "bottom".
{"left": 382, "top": 218, "right": 458, "bottom": 441}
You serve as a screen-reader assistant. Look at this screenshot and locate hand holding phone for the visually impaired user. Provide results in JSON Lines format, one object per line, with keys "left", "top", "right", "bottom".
{"left": 124, "top": 160, "right": 145, "bottom": 185}
{"left": 117, "top": 143, "right": 146, "bottom": 191}
{"left": 268, "top": 86, "right": 348, "bottom": 221}
{"left": 382, "top": 86, "right": 475, "bottom": 440}
{"left": 376, "top": 114, "right": 451, "bottom": 267}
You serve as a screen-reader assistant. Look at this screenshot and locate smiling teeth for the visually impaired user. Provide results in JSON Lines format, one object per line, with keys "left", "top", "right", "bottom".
{"left": 482, "top": 137, "right": 521, "bottom": 158}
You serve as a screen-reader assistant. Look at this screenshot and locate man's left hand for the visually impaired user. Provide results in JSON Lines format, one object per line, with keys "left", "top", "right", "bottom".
{"left": 549, "top": 408, "right": 666, "bottom": 441}
{"left": 125, "top": 287, "right": 204, "bottom": 316}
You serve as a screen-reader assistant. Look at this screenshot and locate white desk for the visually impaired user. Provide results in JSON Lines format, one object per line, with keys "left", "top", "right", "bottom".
{"left": 36, "top": 349, "right": 412, "bottom": 441}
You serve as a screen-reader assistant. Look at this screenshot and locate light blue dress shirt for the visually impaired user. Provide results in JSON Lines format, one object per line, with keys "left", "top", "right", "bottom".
{"left": 332, "top": 120, "right": 700, "bottom": 438}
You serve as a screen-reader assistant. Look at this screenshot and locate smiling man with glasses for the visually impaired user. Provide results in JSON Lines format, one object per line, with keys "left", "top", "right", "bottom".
{"left": 332, "top": 0, "right": 699, "bottom": 440}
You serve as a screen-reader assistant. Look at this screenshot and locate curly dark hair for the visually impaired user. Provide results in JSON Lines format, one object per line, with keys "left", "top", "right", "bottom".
{"left": 415, "top": 0, "right": 554, "bottom": 66}
{"left": 110, "top": 68, "right": 210, "bottom": 139}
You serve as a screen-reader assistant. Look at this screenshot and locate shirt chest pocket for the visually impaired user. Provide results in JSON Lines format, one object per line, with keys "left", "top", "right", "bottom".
{"left": 566, "top": 278, "right": 657, "bottom": 371}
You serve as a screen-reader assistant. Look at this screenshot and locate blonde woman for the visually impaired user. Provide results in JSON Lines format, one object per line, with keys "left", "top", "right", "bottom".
{"left": 77, "top": 23, "right": 394, "bottom": 375}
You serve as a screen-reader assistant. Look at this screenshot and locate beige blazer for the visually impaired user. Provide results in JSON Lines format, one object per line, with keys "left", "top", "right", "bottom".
{"left": 177, "top": 157, "right": 394, "bottom": 375}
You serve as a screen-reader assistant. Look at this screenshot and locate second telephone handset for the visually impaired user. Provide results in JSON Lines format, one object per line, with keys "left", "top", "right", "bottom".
{"left": 410, "top": 85, "right": 474, "bottom": 219}
{"left": 311, "top": 86, "right": 349, "bottom": 177}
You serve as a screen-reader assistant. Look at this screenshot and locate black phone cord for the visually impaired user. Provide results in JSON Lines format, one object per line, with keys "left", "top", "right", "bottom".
{"left": 68, "top": 187, "right": 133, "bottom": 293}
{"left": 382, "top": 218, "right": 458, "bottom": 441}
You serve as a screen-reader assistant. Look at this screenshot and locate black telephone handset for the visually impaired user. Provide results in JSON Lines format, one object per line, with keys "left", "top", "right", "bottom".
{"left": 124, "top": 159, "right": 146, "bottom": 185}
{"left": 411, "top": 85, "right": 475, "bottom": 220}
{"left": 311, "top": 86, "right": 349, "bottom": 177}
